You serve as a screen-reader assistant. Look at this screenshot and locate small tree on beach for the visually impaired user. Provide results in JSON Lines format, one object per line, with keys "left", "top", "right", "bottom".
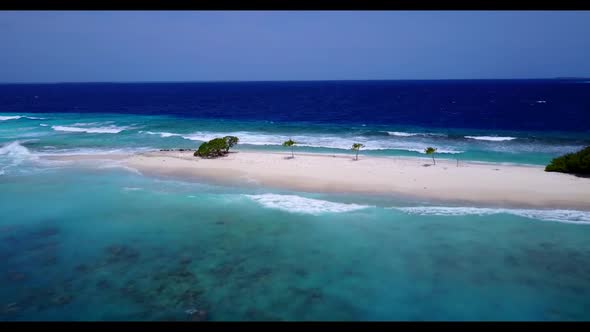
{"left": 283, "top": 139, "right": 296, "bottom": 158}
{"left": 425, "top": 147, "right": 437, "bottom": 165}
{"left": 208, "top": 138, "right": 228, "bottom": 156}
{"left": 351, "top": 143, "right": 365, "bottom": 161}
{"left": 194, "top": 137, "right": 239, "bottom": 158}
{"left": 195, "top": 142, "right": 212, "bottom": 158}
{"left": 223, "top": 136, "right": 239, "bottom": 153}
{"left": 195, "top": 139, "right": 226, "bottom": 158}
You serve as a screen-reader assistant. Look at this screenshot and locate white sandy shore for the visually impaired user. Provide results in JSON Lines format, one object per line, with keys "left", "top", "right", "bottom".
{"left": 48, "top": 150, "right": 590, "bottom": 210}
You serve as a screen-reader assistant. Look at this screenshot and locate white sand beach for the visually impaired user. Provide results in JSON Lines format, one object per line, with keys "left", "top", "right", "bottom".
{"left": 47, "top": 150, "right": 590, "bottom": 210}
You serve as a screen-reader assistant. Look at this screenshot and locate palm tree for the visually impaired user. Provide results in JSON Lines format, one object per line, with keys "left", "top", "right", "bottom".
{"left": 351, "top": 143, "right": 365, "bottom": 161}
{"left": 282, "top": 139, "right": 296, "bottom": 158}
{"left": 424, "top": 147, "right": 437, "bottom": 165}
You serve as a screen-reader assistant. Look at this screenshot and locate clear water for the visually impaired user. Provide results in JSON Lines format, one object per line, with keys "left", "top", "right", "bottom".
{"left": 1, "top": 166, "right": 590, "bottom": 321}
{"left": 1, "top": 80, "right": 590, "bottom": 321}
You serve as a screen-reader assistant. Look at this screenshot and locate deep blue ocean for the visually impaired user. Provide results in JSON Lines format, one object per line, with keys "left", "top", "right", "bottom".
{"left": 1, "top": 80, "right": 590, "bottom": 321}
{"left": 2, "top": 79, "right": 590, "bottom": 131}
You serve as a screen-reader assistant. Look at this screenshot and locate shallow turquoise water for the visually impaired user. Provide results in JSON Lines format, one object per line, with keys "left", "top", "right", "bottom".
{"left": 1, "top": 112, "right": 590, "bottom": 321}
{"left": 1, "top": 164, "right": 590, "bottom": 321}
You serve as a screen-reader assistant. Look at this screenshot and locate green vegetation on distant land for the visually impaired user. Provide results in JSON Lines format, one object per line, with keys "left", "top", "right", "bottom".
{"left": 283, "top": 139, "right": 297, "bottom": 158}
{"left": 425, "top": 147, "right": 437, "bottom": 165}
{"left": 545, "top": 146, "right": 590, "bottom": 175}
{"left": 194, "top": 136, "right": 240, "bottom": 158}
{"left": 351, "top": 143, "right": 364, "bottom": 160}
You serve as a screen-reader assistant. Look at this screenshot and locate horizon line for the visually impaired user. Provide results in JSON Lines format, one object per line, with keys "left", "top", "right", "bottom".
{"left": 1, "top": 77, "right": 589, "bottom": 85}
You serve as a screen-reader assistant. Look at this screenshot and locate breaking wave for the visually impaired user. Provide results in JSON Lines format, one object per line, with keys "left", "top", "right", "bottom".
{"left": 0, "top": 115, "right": 46, "bottom": 121}
{"left": 140, "top": 131, "right": 182, "bottom": 138}
{"left": 244, "top": 194, "right": 371, "bottom": 215}
{"left": 0, "top": 140, "right": 38, "bottom": 175}
{"left": 385, "top": 131, "right": 446, "bottom": 137}
{"left": 0, "top": 141, "right": 36, "bottom": 159}
{"left": 465, "top": 136, "right": 517, "bottom": 142}
{"left": 52, "top": 125, "right": 131, "bottom": 134}
{"left": 395, "top": 206, "right": 590, "bottom": 225}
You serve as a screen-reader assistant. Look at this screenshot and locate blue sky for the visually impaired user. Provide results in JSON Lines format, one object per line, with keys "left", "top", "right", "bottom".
{"left": 1, "top": 11, "right": 589, "bottom": 82}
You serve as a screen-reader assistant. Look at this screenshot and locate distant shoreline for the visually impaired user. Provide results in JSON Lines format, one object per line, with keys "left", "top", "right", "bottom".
{"left": 46, "top": 150, "right": 590, "bottom": 211}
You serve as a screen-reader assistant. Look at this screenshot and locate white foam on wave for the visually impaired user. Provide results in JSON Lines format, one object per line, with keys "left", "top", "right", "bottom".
{"left": 387, "top": 131, "right": 419, "bottom": 137}
{"left": 140, "top": 131, "right": 182, "bottom": 138}
{"left": 245, "top": 194, "right": 371, "bottom": 215}
{"left": 39, "top": 124, "right": 49, "bottom": 127}
{"left": 385, "top": 131, "right": 446, "bottom": 137}
{"left": 0, "top": 141, "right": 36, "bottom": 159}
{"left": 0, "top": 115, "right": 46, "bottom": 121}
{"left": 464, "top": 136, "right": 517, "bottom": 142}
{"left": 145, "top": 130, "right": 463, "bottom": 154}
{"left": 0, "top": 141, "right": 147, "bottom": 176}
{"left": 71, "top": 121, "right": 114, "bottom": 126}
{"left": 395, "top": 147, "right": 462, "bottom": 154}
{"left": 0, "top": 116, "right": 22, "bottom": 121}
{"left": 0, "top": 140, "right": 38, "bottom": 175}
{"left": 395, "top": 206, "right": 590, "bottom": 225}
{"left": 52, "top": 125, "right": 131, "bottom": 134}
